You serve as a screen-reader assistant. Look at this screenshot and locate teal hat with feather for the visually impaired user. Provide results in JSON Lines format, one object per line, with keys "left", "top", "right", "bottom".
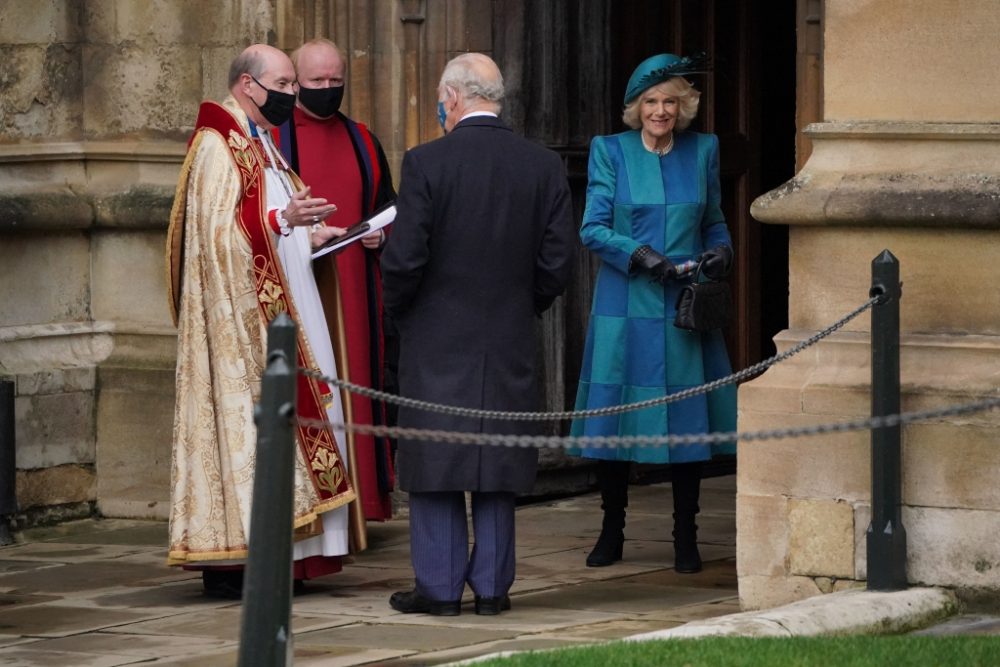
{"left": 624, "top": 52, "right": 709, "bottom": 105}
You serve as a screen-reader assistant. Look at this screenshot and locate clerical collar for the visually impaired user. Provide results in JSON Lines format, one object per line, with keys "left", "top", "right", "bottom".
{"left": 460, "top": 110, "right": 499, "bottom": 121}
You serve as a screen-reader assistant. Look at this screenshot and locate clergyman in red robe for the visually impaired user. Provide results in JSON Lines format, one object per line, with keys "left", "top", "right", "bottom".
{"left": 279, "top": 38, "right": 397, "bottom": 525}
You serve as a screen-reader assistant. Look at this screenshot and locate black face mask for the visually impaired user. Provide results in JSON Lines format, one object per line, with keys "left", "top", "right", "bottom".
{"left": 250, "top": 75, "right": 296, "bottom": 126}
{"left": 298, "top": 85, "right": 345, "bottom": 118}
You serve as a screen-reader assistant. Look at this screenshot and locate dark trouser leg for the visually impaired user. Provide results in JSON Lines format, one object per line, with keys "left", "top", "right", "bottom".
{"left": 671, "top": 461, "right": 703, "bottom": 573}
{"left": 586, "top": 459, "right": 630, "bottom": 567}
{"left": 466, "top": 491, "right": 516, "bottom": 599}
{"left": 408, "top": 491, "right": 468, "bottom": 601}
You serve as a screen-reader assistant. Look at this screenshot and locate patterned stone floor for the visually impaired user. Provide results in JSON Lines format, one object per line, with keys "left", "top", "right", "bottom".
{"left": 0, "top": 476, "right": 739, "bottom": 666}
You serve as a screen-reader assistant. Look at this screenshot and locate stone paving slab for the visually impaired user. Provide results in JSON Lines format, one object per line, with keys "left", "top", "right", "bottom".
{"left": 380, "top": 636, "right": 595, "bottom": 666}
{"left": 0, "top": 591, "right": 60, "bottom": 611}
{"left": 0, "top": 634, "right": 34, "bottom": 649}
{"left": 102, "top": 607, "right": 356, "bottom": 641}
{"left": 141, "top": 648, "right": 238, "bottom": 666}
{"left": 620, "top": 558, "right": 738, "bottom": 589}
{"left": 0, "top": 603, "right": 172, "bottom": 638}
{"left": 639, "top": 597, "right": 742, "bottom": 622}
{"left": 0, "top": 558, "right": 64, "bottom": 576}
{"left": 911, "top": 613, "right": 1000, "bottom": 636}
{"left": 88, "top": 579, "right": 233, "bottom": 610}
{"left": 0, "top": 477, "right": 747, "bottom": 665}
{"left": 293, "top": 646, "right": 415, "bottom": 666}
{"left": 14, "top": 632, "right": 234, "bottom": 660}
{"left": 378, "top": 604, "right": 629, "bottom": 633}
{"left": 534, "top": 618, "right": 685, "bottom": 640}
{"left": 296, "top": 621, "right": 517, "bottom": 652}
{"left": 0, "top": 559, "right": 191, "bottom": 595}
{"left": 0, "top": 646, "right": 149, "bottom": 667}
{"left": 0, "top": 542, "right": 154, "bottom": 563}
{"left": 514, "top": 580, "right": 737, "bottom": 614}
{"left": 293, "top": 585, "right": 423, "bottom": 620}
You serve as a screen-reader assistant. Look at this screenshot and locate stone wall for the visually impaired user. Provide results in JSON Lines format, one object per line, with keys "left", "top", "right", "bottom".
{"left": 739, "top": 0, "right": 1000, "bottom": 608}
{"left": 0, "top": 0, "right": 275, "bottom": 523}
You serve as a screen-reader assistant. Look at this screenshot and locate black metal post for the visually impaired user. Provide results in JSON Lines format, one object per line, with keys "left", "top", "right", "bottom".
{"left": 238, "top": 313, "right": 298, "bottom": 667}
{"left": 0, "top": 379, "right": 17, "bottom": 546}
{"left": 866, "top": 250, "right": 907, "bottom": 591}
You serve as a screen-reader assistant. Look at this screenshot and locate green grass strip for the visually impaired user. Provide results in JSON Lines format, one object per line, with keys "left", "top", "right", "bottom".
{"left": 475, "top": 636, "right": 1000, "bottom": 667}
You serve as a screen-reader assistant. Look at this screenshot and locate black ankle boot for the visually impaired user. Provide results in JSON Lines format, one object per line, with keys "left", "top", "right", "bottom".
{"left": 671, "top": 461, "right": 703, "bottom": 574}
{"left": 587, "top": 511, "right": 625, "bottom": 567}
{"left": 586, "top": 460, "right": 630, "bottom": 567}
{"left": 672, "top": 523, "right": 702, "bottom": 573}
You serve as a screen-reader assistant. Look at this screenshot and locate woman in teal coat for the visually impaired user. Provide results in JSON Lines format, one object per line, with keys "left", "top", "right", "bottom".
{"left": 571, "top": 53, "right": 736, "bottom": 572}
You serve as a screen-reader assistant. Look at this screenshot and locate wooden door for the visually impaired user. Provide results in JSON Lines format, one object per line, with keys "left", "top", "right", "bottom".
{"left": 494, "top": 0, "right": 795, "bottom": 416}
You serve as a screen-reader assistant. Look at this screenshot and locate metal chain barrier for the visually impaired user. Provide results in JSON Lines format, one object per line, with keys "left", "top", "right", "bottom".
{"left": 301, "top": 296, "right": 880, "bottom": 422}
{"left": 297, "top": 394, "right": 1000, "bottom": 449}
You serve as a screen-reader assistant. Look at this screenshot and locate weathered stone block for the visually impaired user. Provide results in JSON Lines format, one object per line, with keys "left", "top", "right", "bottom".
{"left": 15, "top": 464, "right": 95, "bottom": 510}
{"left": 81, "top": 43, "right": 201, "bottom": 140}
{"left": 738, "top": 411, "right": 869, "bottom": 501}
{"left": 14, "top": 390, "right": 96, "bottom": 469}
{"left": 788, "top": 498, "right": 855, "bottom": 578}
{"left": 200, "top": 47, "right": 239, "bottom": 103}
{"left": 0, "top": 323, "right": 115, "bottom": 376}
{"left": 825, "top": 2, "right": 1000, "bottom": 121}
{"left": 735, "top": 493, "right": 787, "bottom": 577}
{"left": 91, "top": 230, "right": 174, "bottom": 327}
{"left": 0, "top": 44, "right": 83, "bottom": 142}
{"left": 738, "top": 381, "right": 804, "bottom": 415}
{"left": 90, "top": 186, "right": 175, "bottom": 229}
{"left": 0, "top": 189, "right": 93, "bottom": 231}
{"left": 115, "top": 0, "right": 241, "bottom": 46}
{"left": 904, "top": 505, "right": 1000, "bottom": 589}
{"left": 801, "top": 383, "right": 869, "bottom": 417}
{"left": 0, "top": 234, "right": 90, "bottom": 327}
{"left": 902, "top": 422, "right": 1000, "bottom": 511}
{"left": 0, "top": 0, "right": 80, "bottom": 45}
{"left": 790, "top": 227, "right": 1000, "bottom": 335}
{"left": 15, "top": 367, "right": 95, "bottom": 396}
{"left": 95, "top": 367, "right": 175, "bottom": 519}
{"left": 738, "top": 574, "right": 823, "bottom": 611}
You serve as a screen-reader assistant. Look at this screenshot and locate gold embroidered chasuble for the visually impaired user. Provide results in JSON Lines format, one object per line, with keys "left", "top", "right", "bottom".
{"left": 165, "top": 96, "right": 361, "bottom": 566}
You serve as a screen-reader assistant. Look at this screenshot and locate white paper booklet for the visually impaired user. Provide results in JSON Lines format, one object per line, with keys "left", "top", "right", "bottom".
{"left": 311, "top": 202, "right": 396, "bottom": 259}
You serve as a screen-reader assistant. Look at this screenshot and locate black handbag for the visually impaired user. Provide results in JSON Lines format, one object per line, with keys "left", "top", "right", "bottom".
{"left": 673, "top": 262, "right": 732, "bottom": 332}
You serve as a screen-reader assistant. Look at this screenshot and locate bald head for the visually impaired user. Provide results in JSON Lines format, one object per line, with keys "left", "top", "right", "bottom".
{"left": 291, "top": 39, "right": 345, "bottom": 74}
{"left": 228, "top": 44, "right": 294, "bottom": 90}
{"left": 228, "top": 44, "right": 297, "bottom": 129}
{"left": 438, "top": 52, "right": 504, "bottom": 113}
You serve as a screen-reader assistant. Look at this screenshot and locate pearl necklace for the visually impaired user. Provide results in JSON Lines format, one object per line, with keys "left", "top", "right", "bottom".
{"left": 643, "top": 133, "right": 674, "bottom": 157}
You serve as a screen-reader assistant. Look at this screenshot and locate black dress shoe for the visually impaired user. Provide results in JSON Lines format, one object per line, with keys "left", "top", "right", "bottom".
{"left": 389, "top": 590, "right": 461, "bottom": 616}
{"left": 474, "top": 594, "right": 512, "bottom": 616}
{"left": 202, "top": 570, "right": 243, "bottom": 600}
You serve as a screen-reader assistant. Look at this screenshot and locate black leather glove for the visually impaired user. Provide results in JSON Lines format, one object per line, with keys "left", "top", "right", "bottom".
{"left": 700, "top": 245, "right": 733, "bottom": 279}
{"left": 630, "top": 245, "right": 677, "bottom": 283}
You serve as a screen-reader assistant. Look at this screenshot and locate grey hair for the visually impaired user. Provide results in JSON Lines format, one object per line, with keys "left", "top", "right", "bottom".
{"left": 439, "top": 53, "right": 504, "bottom": 109}
{"left": 228, "top": 50, "right": 266, "bottom": 88}
{"left": 622, "top": 77, "right": 701, "bottom": 131}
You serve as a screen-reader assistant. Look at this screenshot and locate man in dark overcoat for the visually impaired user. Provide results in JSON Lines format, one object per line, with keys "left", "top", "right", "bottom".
{"left": 381, "top": 52, "right": 575, "bottom": 617}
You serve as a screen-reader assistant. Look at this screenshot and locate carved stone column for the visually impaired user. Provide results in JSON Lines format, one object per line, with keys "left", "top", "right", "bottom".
{"left": 738, "top": 0, "right": 1000, "bottom": 609}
